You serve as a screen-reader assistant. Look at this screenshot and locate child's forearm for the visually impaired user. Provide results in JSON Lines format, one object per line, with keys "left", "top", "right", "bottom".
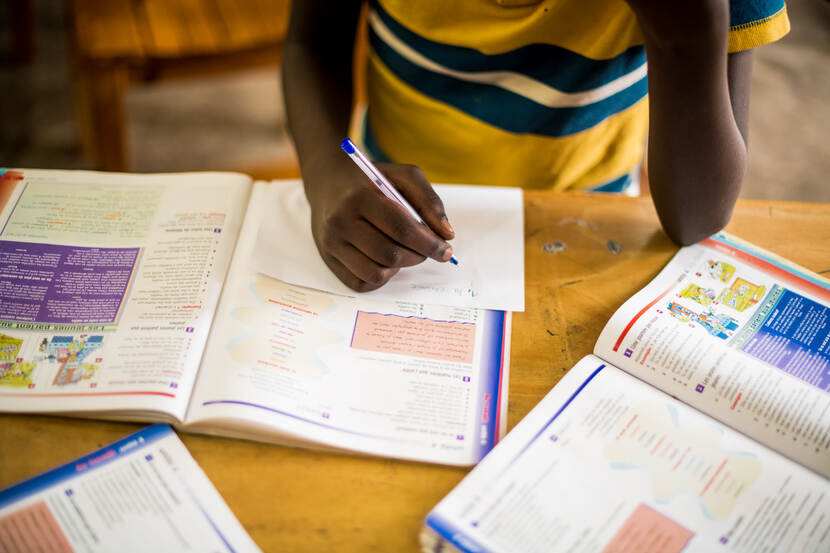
{"left": 629, "top": 0, "right": 750, "bottom": 245}
{"left": 282, "top": 1, "right": 363, "bottom": 203}
{"left": 645, "top": 44, "right": 749, "bottom": 245}
{"left": 281, "top": 1, "right": 454, "bottom": 292}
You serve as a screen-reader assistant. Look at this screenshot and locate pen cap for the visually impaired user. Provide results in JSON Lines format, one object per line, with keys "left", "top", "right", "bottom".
{"left": 340, "top": 138, "right": 357, "bottom": 154}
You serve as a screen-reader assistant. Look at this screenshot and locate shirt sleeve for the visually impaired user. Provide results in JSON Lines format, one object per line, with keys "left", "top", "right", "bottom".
{"left": 728, "top": 0, "right": 790, "bottom": 52}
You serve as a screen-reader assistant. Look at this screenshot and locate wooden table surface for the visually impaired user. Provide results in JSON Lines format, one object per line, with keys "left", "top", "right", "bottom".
{"left": 1, "top": 192, "right": 828, "bottom": 552}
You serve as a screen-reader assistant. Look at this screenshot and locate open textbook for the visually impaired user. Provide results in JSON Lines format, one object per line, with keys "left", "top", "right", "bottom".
{"left": 0, "top": 424, "right": 261, "bottom": 553}
{"left": 0, "top": 169, "right": 513, "bottom": 466}
{"left": 423, "top": 234, "right": 830, "bottom": 553}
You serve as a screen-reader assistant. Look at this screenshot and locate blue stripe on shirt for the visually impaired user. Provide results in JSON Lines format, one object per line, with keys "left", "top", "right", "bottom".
{"left": 591, "top": 172, "right": 632, "bottom": 193}
{"left": 363, "top": 115, "right": 391, "bottom": 163}
{"left": 371, "top": 0, "right": 646, "bottom": 94}
{"left": 730, "top": 0, "right": 785, "bottom": 27}
{"left": 370, "top": 28, "right": 649, "bottom": 137}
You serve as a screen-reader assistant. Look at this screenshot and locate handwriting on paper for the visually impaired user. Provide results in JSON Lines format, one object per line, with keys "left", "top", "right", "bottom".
{"left": 408, "top": 283, "right": 477, "bottom": 298}
{"left": 350, "top": 312, "right": 476, "bottom": 364}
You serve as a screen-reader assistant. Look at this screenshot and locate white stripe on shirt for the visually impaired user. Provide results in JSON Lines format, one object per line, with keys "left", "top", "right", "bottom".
{"left": 369, "top": 9, "right": 648, "bottom": 109}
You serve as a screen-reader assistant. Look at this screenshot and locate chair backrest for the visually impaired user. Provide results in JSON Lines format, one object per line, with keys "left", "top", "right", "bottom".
{"left": 69, "top": 0, "right": 292, "bottom": 62}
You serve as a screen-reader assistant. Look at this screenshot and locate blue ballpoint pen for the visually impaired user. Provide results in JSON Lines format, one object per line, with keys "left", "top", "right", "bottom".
{"left": 340, "top": 138, "right": 459, "bottom": 266}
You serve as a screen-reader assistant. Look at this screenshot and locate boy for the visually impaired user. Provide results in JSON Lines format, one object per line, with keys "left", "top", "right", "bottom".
{"left": 282, "top": 0, "right": 790, "bottom": 291}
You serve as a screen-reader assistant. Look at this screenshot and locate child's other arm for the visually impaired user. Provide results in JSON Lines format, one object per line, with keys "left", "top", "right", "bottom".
{"left": 282, "top": 1, "right": 454, "bottom": 292}
{"left": 626, "top": 0, "right": 750, "bottom": 245}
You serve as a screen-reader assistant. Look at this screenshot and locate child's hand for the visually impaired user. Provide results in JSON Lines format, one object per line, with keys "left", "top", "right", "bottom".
{"left": 307, "top": 161, "right": 456, "bottom": 292}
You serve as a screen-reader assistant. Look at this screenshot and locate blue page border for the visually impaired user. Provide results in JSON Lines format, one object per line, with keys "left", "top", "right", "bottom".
{"left": 0, "top": 424, "right": 172, "bottom": 510}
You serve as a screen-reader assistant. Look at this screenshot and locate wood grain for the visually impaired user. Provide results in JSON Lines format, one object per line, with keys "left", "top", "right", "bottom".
{"left": 70, "top": 0, "right": 291, "bottom": 60}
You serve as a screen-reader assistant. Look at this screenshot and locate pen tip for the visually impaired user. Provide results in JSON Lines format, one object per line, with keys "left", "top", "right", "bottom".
{"left": 449, "top": 256, "right": 459, "bottom": 266}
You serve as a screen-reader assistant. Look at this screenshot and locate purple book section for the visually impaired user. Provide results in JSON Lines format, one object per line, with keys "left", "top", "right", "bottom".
{"left": 0, "top": 240, "right": 139, "bottom": 325}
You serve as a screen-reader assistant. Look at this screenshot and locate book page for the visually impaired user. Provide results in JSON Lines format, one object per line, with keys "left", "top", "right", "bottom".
{"left": 0, "top": 424, "right": 261, "bottom": 553}
{"left": 252, "top": 179, "right": 525, "bottom": 311}
{"left": 0, "top": 170, "right": 250, "bottom": 420}
{"left": 595, "top": 233, "right": 830, "bottom": 476}
{"left": 424, "top": 356, "right": 830, "bottom": 553}
{"left": 184, "top": 182, "right": 510, "bottom": 466}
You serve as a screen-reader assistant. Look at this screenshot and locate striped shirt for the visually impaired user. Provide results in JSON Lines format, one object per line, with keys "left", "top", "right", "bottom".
{"left": 362, "top": 0, "right": 790, "bottom": 192}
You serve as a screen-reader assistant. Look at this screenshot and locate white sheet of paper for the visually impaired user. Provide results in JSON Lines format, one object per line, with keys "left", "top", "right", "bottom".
{"left": 252, "top": 180, "right": 524, "bottom": 311}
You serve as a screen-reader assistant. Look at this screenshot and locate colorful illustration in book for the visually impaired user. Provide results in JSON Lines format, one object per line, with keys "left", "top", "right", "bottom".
{"left": 706, "top": 260, "right": 736, "bottom": 283}
{"left": 717, "top": 278, "right": 767, "bottom": 312}
{"left": 678, "top": 283, "right": 716, "bottom": 306}
{"left": 667, "top": 303, "right": 739, "bottom": 340}
{"left": 695, "top": 310, "right": 739, "bottom": 340}
{"left": 47, "top": 335, "right": 104, "bottom": 386}
{"left": 0, "top": 334, "right": 22, "bottom": 363}
{"left": 0, "top": 333, "right": 36, "bottom": 387}
{"left": 667, "top": 302, "right": 695, "bottom": 323}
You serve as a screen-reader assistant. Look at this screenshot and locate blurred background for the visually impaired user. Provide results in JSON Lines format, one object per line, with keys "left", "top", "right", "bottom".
{"left": 0, "top": 0, "right": 828, "bottom": 201}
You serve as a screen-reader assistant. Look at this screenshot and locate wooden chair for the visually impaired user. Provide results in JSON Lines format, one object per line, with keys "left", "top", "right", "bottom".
{"left": 66, "top": 0, "right": 292, "bottom": 171}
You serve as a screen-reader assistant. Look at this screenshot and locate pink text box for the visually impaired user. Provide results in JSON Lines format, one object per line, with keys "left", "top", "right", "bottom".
{"left": 351, "top": 312, "right": 476, "bottom": 364}
{"left": 601, "top": 503, "right": 694, "bottom": 553}
{"left": 0, "top": 500, "right": 75, "bottom": 553}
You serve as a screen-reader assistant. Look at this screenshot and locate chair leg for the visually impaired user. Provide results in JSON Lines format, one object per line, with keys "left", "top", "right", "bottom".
{"left": 76, "top": 63, "right": 130, "bottom": 171}
{"left": 9, "top": 0, "right": 35, "bottom": 63}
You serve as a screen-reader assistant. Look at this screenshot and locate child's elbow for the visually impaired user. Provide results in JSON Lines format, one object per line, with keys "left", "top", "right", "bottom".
{"left": 653, "top": 163, "right": 744, "bottom": 247}
{"left": 661, "top": 207, "right": 734, "bottom": 246}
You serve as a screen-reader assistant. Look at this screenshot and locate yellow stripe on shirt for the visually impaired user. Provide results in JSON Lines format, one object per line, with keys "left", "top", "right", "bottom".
{"left": 367, "top": 49, "right": 649, "bottom": 190}
{"left": 729, "top": 6, "right": 790, "bottom": 52}
{"left": 377, "top": 0, "right": 644, "bottom": 60}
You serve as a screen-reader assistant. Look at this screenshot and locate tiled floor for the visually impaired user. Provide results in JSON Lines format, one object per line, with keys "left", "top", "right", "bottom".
{"left": 1, "top": 0, "right": 828, "bottom": 202}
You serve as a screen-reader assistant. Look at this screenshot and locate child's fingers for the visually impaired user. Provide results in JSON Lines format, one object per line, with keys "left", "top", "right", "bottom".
{"left": 329, "top": 243, "right": 400, "bottom": 291}
{"left": 361, "top": 197, "right": 454, "bottom": 263}
{"left": 345, "top": 219, "right": 427, "bottom": 268}
{"left": 379, "top": 164, "right": 455, "bottom": 240}
{"left": 308, "top": 159, "right": 456, "bottom": 292}
{"left": 318, "top": 251, "right": 369, "bottom": 292}
{"left": 319, "top": 246, "right": 395, "bottom": 293}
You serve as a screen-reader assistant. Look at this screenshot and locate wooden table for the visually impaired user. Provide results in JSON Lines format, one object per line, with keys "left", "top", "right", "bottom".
{"left": 1, "top": 193, "right": 828, "bottom": 552}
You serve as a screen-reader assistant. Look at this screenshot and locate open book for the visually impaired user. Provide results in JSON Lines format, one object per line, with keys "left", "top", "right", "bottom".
{"left": 423, "top": 234, "right": 830, "bottom": 552}
{"left": 0, "top": 169, "right": 514, "bottom": 466}
{"left": 0, "top": 424, "right": 261, "bottom": 552}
